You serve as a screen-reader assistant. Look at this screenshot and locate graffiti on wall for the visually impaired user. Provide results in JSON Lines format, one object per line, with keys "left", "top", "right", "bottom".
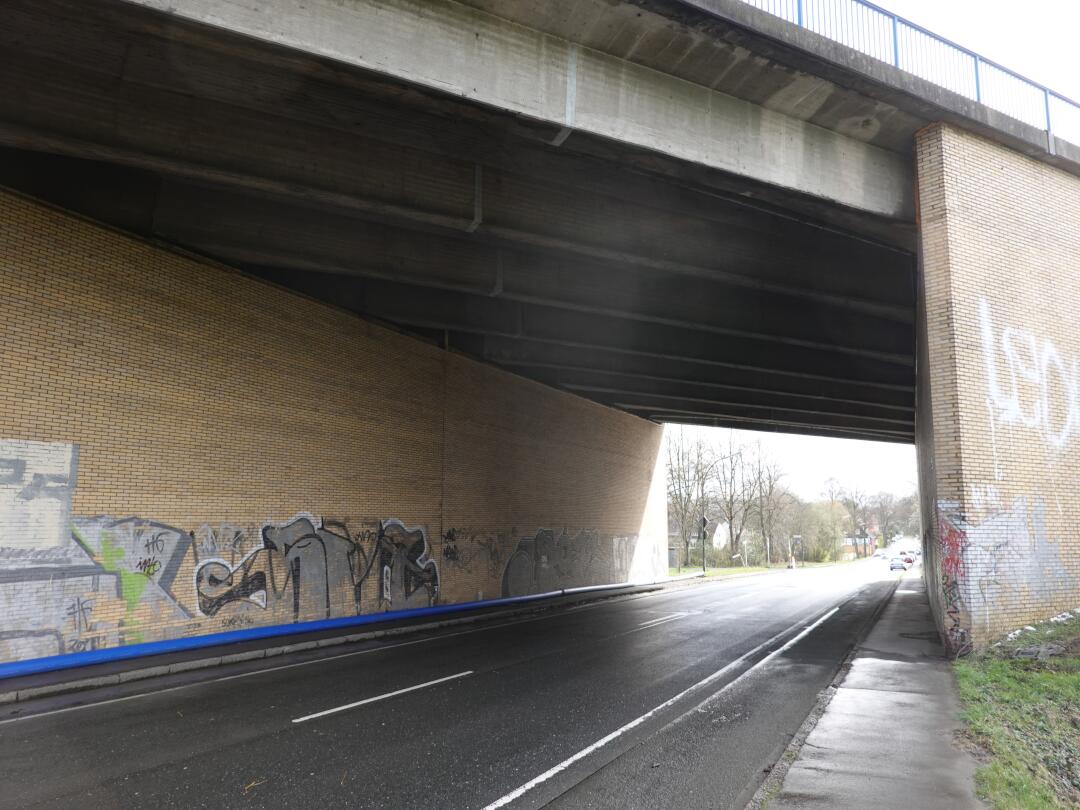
{"left": 937, "top": 496, "right": 1073, "bottom": 654}
{"left": 980, "top": 298, "right": 1080, "bottom": 451}
{"left": 502, "top": 530, "right": 636, "bottom": 597}
{"left": 937, "top": 508, "right": 968, "bottom": 653}
{"left": 0, "top": 439, "right": 646, "bottom": 663}
{"left": 193, "top": 516, "right": 439, "bottom": 621}
{"left": 440, "top": 528, "right": 506, "bottom": 579}
{"left": 0, "top": 439, "right": 77, "bottom": 549}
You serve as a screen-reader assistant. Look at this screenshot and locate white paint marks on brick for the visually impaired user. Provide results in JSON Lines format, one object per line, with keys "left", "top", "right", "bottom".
{"left": 980, "top": 298, "right": 1080, "bottom": 451}
{"left": 0, "top": 440, "right": 78, "bottom": 549}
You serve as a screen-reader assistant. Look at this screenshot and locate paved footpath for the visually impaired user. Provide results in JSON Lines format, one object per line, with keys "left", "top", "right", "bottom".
{"left": 768, "top": 569, "right": 985, "bottom": 809}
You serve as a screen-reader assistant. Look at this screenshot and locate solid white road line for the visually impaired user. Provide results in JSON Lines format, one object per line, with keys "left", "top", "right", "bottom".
{"left": 291, "top": 671, "right": 474, "bottom": 724}
{"left": 481, "top": 605, "right": 841, "bottom": 810}
{"left": 756, "top": 607, "right": 838, "bottom": 668}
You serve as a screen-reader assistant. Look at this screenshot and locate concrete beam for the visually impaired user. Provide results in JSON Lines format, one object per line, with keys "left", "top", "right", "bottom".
{"left": 149, "top": 182, "right": 914, "bottom": 359}
{"left": 642, "top": 0, "right": 1080, "bottom": 175}
{"left": 475, "top": 336, "right": 914, "bottom": 408}
{"left": 0, "top": 44, "right": 912, "bottom": 318}
{"left": 637, "top": 412, "right": 912, "bottom": 443}
{"left": 622, "top": 398, "right": 910, "bottom": 433}
{"left": 0, "top": 0, "right": 916, "bottom": 250}
{"left": 528, "top": 368, "right": 912, "bottom": 423}
{"left": 119, "top": 0, "right": 914, "bottom": 218}
{"left": 252, "top": 271, "right": 913, "bottom": 390}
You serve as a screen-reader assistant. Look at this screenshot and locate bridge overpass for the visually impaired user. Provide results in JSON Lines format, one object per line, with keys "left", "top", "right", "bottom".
{"left": 0, "top": 0, "right": 1078, "bottom": 670}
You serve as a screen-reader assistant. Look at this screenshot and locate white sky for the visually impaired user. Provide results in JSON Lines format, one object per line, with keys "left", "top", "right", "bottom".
{"left": 880, "top": 0, "right": 1080, "bottom": 101}
{"left": 664, "top": 424, "right": 918, "bottom": 501}
{"left": 662, "top": 2, "right": 1076, "bottom": 502}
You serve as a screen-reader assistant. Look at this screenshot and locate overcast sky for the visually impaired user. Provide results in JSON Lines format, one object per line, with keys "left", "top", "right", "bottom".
{"left": 676, "top": 0, "right": 1076, "bottom": 501}
{"left": 664, "top": 424, "right": 918, "bottom": 502}
{"left": 879, "top": 0, "right": 1079, "bottom": 101}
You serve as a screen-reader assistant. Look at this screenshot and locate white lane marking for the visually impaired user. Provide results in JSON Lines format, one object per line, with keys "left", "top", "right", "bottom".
{"left": 481, "top": 604, "right": 840, "bottom": 810}
{"left": 755, "top": 607, "right": 838, "bottom": 668}
{"left": 0, "top": 591, "right": 669, "bottom": 725}
{"left": 630, "top": 616, "right": 685, "bottom": 632}
{"left": 0, "top": 609, "right": 574, "bottom": 725}
{"left": 0, "top": 576, "right": 809, "bottom": 725}
{"left": 636, "top": 612, "right": 687, "bottom": 628}
{"left": 292, "top": 671, "right": 473, "bottom": 724}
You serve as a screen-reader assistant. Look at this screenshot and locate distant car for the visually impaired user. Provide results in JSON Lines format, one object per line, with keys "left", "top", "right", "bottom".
{"left": 889, "top": 557, "right": 908, "bottom": 571}
{"left": 902, "top": 554, "right": 914, "bottom": 564}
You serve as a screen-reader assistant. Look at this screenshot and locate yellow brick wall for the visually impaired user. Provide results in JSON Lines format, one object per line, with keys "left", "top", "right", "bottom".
{"left": 916, "top": 123, "right": 1080, "bottom": 651}
{"left": 0, "top": 188, "right": 665, "bottom": 664}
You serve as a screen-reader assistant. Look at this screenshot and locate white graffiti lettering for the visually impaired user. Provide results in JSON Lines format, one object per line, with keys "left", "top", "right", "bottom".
{"left": 980, "top": 298, "right": 1080, "bottom": 449}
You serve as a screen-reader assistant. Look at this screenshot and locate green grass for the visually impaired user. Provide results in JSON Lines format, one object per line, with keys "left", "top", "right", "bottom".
{"left": 666, "top": 559, "right": 870, "bottom": 578}
{"left": 799, "top": 557, "right": 867, "bottom": 567}
{"left": 954, "top": 614, "right": 1080, "bottom": 809}
{"left": 667, "top": 566, "right": 769, "bottom": 578}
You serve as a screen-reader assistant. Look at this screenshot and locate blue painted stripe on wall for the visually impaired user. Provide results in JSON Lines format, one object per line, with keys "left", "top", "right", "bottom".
{"left": 0, "top": 583, "right": 639, "bottom": 680}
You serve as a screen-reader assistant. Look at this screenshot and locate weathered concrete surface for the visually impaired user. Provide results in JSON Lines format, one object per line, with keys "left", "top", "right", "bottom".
{"left": 0, "top": 0, "right": 919, "bottom": 443}
{"left": 769, "top": 571, "right": 984, "bottom": 810}
{"left": 120, "top": 0, "right": 913, "bottom": 218}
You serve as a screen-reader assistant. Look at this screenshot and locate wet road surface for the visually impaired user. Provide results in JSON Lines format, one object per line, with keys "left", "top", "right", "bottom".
{"left": 0, "top": 563, "right": 898, "bottom": 809}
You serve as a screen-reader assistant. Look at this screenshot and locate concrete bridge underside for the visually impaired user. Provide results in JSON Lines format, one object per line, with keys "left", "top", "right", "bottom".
{"left": 4, "top": 0, "right": 1080, "bottom": 662}
{"left": 0, "top": 0, "right": 918, "bottom": 444}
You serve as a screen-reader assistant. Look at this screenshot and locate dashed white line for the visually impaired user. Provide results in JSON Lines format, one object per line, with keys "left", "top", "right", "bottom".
{"left": 291, "top": 670, "right": 473, "bottom": 724}
{"left": 636, "top": 612, "right": 688, "bottom": 628}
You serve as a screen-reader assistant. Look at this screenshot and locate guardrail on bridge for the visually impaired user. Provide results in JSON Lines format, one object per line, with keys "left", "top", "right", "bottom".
{"left": 738, "top": 0, "right": 1079, "bottom": 149}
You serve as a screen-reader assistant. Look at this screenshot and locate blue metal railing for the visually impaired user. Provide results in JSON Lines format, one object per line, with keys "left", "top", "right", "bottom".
{"left": 738, "top": 0, "right": 1080, "bottom": 149}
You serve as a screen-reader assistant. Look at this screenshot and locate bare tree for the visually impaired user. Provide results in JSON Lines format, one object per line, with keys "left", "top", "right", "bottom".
{"left": 894, "top": 492, "right": 921, "bottom": 537}
{"left": 713, "top": 432, "right": 755, "bottom": 565}
{"left": 666, "top": 428, "right": 712, "bottom": 568}
{"left": 750, "top": 445, "right": 788, "bottom": 566}
{"left": 842, "top": 487, "right": 868, "bottom": 557}
{"left": 822, "top": 478, "right": 845, "bottom": 560}
{"left": 870, "top": 492, "right": 898, "bottom": 547}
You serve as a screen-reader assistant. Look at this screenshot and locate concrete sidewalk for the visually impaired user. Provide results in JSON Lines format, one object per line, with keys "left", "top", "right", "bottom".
{"left": 767, "top": 569, "right": 985, "bottom": 809}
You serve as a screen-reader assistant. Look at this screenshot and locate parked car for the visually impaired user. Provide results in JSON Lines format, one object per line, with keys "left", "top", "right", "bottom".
{"left": 889, "top": 557, "right": 908, "bottom": 571}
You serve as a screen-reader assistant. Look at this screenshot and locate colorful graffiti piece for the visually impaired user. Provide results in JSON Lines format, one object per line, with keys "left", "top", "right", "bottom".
{"left": 0, "top": 439, "right": 644, "bottom": 664}
{"left": 937, "top": 496, "right": 1073, "bottom": 655}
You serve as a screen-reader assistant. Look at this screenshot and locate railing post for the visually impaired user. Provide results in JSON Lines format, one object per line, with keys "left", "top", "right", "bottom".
{"left": 797, "top": 0, "right": 804, "bottom": 27}
{"left": 891, "top": 15, "right": 900, "bottom": 67}
{"left": 1044, "top": 89, "right": 1053, "bottom": 137}
{"left": 973, "top": 54, "right": 981, "bottom": 102}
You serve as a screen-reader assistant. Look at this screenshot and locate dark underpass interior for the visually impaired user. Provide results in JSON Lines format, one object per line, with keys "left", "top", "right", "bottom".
{"left": 0, "top": 0, "right": 917, "bottom": 443}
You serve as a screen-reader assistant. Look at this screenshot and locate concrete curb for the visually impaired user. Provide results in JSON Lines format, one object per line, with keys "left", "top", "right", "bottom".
{"left": 745, "top": 573, "right": 904, "bottom": 810}
{"left": 0, "top": 582, "right": 674, "bottom": 705}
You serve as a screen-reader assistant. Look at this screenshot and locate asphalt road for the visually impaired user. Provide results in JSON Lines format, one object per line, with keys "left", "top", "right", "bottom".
{"left": 0, "top": 563, "right": 899, "bottom": 810}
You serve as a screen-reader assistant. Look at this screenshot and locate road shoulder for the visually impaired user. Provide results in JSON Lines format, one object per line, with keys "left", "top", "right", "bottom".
{"left": 762, "top": 570, "right": 985, "bottom": 809}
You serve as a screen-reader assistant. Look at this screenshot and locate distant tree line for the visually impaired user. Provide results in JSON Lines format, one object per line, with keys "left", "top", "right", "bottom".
{"left": 666, "top": 428, "right": 920, "bottom": 568}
